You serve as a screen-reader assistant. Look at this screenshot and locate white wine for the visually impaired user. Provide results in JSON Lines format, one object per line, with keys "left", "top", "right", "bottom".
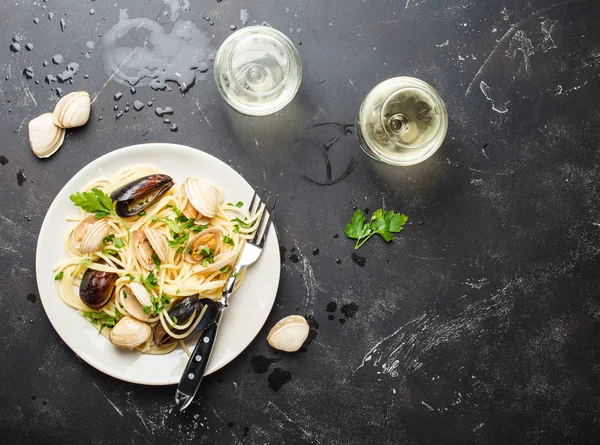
{"left": 214, "top": 26, "right": 302, "bottom": 116}
{"left": 357, "top": 77, "right": 448, "bottom": 166}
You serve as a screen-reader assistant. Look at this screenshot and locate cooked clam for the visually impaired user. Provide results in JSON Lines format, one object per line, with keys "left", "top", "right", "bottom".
{"left": 69, "top": 215, "right": 109, "bottom": 254}
{"left": 153, "top": 296, "right": 218, "bottom": 346}
{"left": 109, "top": 174, "right": 174, "bottom": 217}
{"left": 109, "top": 316, "right": 151, "bottom": 349}
{"left": 79, "top": 263, "right": 118, "bottom": 309}
{"left": 183, "top": 178, "right": 222, "bottom": 219}
{"left": 183, "top": 228, "right": 222, "bottom": 264}
{"left": 28, "top": 112, "right": 66, "bottom": 158}
{"left": 52, "top": 91, "right": 91, "bottom": 129}
{"left": 267, "top": 315, "right": 309, "bottom": 352}
{"left": 191, "top": 251, "right": 237, "bottom": 275}
{"left": 133, "top": 226, "right": 169, "bottom": 270}
{"left": 121, "top": 282, "right": 153, "bottom": 321}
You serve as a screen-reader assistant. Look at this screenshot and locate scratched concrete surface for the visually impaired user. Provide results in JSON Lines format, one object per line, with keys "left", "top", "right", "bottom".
{"left": 1, "top": 0, "right": 600, "bottom": 444}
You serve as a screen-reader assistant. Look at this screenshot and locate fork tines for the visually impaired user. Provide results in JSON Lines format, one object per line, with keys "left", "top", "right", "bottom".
{"left": 248, "top": 188, "right": 278, "bottom": 246}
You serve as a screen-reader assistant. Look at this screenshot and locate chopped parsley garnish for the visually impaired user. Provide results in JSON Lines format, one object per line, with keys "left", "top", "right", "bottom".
{"left": 102, "top": 234, "right": 115, "bottom": 245}
{"left": 138, "top": 211, "right": 147, "bottom": 216}
{"left": 142, "top": 306, "right": 151, "bottom": 314}
{"left": 172, "top": 316, "right": 178, "bottom": 324}
{"left": 79, "top": 258, "right": 92, "bottom": 266}
{"left": 143, "top": 272, "right": 159, "bottom": 289}
{"left": 198, "top": 247, "right": 211, "bottom": 257}
{"left": 151, "top": 253, "right": 161, "bottom": 270}
{"left": 231, "top": 272, "right": 239, "bottom": 278}
{"left": 54, "top": 271, "right": 64, "bottom": 281}
{"left": 227, "top": 201, "right": 244, "bottom": 208}
{"left": 176, "top": 289, "right": 180, "bottom": 294}
{"left": 231, "top": 217, "right": 248, "bottom": 227}
{"left": 223, "top": 236, "right": 234, "bottom": 246}
{"left": 102, "top": 249, "right": 119, "bottom": 256}
{"left": 220, "top": 265, "right": 232, "bottom": 274}
{"left": 151, "top": 294, "right": 170, "bottom": 315}
{"left": 345, "top": 208, "right": 408, "bottom": 249}
{"left": 113, "top": 238, "right": 125, "bottom": 249}
{"left": 125, "top": 273, "right": 135, "bottom": 281}
{"left": 82, "top": 310, "right": 119, "bottom": 333}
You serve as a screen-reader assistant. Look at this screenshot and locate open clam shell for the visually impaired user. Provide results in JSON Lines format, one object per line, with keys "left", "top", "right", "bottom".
{"left": 109, "top": 174, "right": 174, "bottom": 217}
{"left": 52, "top": 91, "right": 91, "bottom": 129}
{"left": 183, "top": 228, "right": 222, "bottom": 264}
{"left": 28, "top": 113, "right": 66, "bottom": 158}
{"left": 109, "top": 316, "right": 151, "bottom": 349}
{"left": 191, "top": 251, "right": 237, "bottom": 275}
{"left": 183, "top": 178, "right": 222, "bottom": 219}
{"left": 133, "top": 227, "right": 169, "bottom": 270}
{"left": 69, "top": 215, "right": 109, "bottom": 254}
{"left": 121, "top": 282, "right": 153, "bottom": 321}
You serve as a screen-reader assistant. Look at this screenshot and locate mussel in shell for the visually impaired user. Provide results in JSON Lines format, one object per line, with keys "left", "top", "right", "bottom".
{"left": 153, "top": 296, "right": 219, "bottom": 346}
{"left": 79, "top": 263, "right": 118, "bottom": 309}
{"left": 109, "top": 174, "right": 174, "bottom": 217}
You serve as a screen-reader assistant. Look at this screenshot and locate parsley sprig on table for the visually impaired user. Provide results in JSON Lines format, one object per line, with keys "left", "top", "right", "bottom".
{"left": 69, "top": 188, "right": 130, "bottom": 242}
{"left": 345, "top": 208, "right": 408, "bottom": 249}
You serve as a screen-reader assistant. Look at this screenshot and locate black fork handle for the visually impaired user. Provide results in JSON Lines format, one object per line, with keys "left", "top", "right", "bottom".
{"left": 174, "top": 309, "right": 223, "bottom": 411}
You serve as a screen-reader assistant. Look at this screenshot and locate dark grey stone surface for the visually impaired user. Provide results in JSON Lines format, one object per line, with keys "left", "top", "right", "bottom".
{"left": 1, "top": 0, "right": 600, "bottom": 444}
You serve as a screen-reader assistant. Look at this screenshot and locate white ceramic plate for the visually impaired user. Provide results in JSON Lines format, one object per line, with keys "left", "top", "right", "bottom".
{"left": 36, "top": 143, "right": 280, "bottom": 385}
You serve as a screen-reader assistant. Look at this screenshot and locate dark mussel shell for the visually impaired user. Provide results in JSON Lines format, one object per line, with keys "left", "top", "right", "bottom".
{"left": 154, "top": 296, "right": 219, "bottom": 346}
{"left": 79, "top": 264, "right": 118, "bottom": 309}
{"left": 109, "top": 174, "right": 174, "bottom": 217}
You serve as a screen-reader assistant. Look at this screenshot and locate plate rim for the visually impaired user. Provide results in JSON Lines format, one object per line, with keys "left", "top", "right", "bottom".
{"left": 35, "top": 142, "right": 280, "bottom": 385}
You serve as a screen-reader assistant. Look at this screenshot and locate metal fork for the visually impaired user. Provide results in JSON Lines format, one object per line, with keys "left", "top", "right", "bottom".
{"left": 175, "top": 190, "right": 277, "bottom": 411}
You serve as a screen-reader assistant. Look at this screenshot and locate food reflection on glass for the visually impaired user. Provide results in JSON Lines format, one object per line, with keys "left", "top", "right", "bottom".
{"left": 53, "top": 166, "right": 263, "bottom": 356}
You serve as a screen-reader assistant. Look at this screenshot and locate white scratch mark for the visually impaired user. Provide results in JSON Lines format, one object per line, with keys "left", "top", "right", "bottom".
{"left": 291, "top": 240, "right": 323, "bottom": 310}
{"left": 539, "top": 18, "right": 558, "bottom": 52}
{"left": 479, "top": 81, "right": 508, "bottom": 113}
{"left": 482, "top": 148, "right": 489, "bottom": 159}
{"left": 421, "top": 401, "right": 434, "bottom": 411}
{"left": 473, "top": 423, "right": 485, "bottom": 431}
{"left": 348, "top": 78, "right": 354, "bottom": 86}
{"left": 435, "top": 40, "right": 449, "bottom": 47}
{"left": 92, "top": 382, "right": 123, "bottom": 416}
{"left": 505, "top": 30, "right": 534, "bottom": 72}
{"left": 266, "top": 401, "right": 318, "bottom": 442}
{"left": 195, "top": 100, "right": 212, "bottom": 126}
{"left": 465, "top": 0, "right": 584, "bottom": 96}
{"left": 255, "top": 138, "right": 259, "bottom": 148}
{"left": 91, "top": 47, "right": 138, "bottom": 104}
{"left": 21, "top": 80, "right": 38, "bottom": 107}
{"left": 467, "top": 166, "right": 513, "bottom": 176}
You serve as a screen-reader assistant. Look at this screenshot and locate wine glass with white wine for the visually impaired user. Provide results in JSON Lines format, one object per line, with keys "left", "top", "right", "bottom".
{"left": 356, "top": 77, "right": 448, "bottom": 166}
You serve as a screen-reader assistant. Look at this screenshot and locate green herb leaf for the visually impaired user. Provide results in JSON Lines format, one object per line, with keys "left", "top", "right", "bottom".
{"left": 345, "top": 208, "right": 408, "bottom": 249}
{"left": 79, "top": 258, "right": 93, "bottom": 266}
{"left": 142, "top": 306, "right": 151, "bottom": 314}
{"left": 102, "top": 234, "right": 115, "bottom": 245}
{"left": 176, "top": 289, "right": 180, "bottom": 294}
{"left": 138, "top": 211, "right": 147, "bottom": 216}
{"left": 172, "top": 316, "right": 178, "bottom": 324}
{"left": 222, "top": 236, "right": 234, "bottom": 246}
{"left": 115, "top": 307, "right": 122, "bottom": 320}
{"left": 220, "top": 265, "right": 232, "bottom": 274}
{"left": 143, "top": 272, "right": 159, "bottom": 289}
{"left": 228, "top": 201, "right": 244, "bottom": 208}
{"left": 151, "top": 253, "right": 161, "bottom": 270}
{"left": 125, "top": 273, "right": 135, "bottom": 281}
{"left": 231, "top": 217, "right": 248, "bottom": 228}
{"left": 102, "top": 249, "right": 119, "bottom": 255}
{"left": 54, "top": 271, "right": 64, "bottom": 281}
{"left": 69, "top": 188, "right": 114, "bottom": 218}
{"left": 233, "top": 225, "right": 240, "bottom": 233}
{"left": 113, "top": 238, "right": 125, "bottom": 249}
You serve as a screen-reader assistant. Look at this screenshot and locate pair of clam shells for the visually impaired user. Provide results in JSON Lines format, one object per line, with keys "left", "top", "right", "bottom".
{"left": 29, "top": 91, "right": 90, "bottom": 158}
{"left": 69, "top": 215, "right": 109, "bottom": 255}
{"left": 133, "top": 226, "right": 170, "bottom": 271}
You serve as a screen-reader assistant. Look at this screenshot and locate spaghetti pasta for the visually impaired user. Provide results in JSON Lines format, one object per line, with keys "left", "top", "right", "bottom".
{"left": 53, "top": 165, "right": 261, "bottom": 355}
